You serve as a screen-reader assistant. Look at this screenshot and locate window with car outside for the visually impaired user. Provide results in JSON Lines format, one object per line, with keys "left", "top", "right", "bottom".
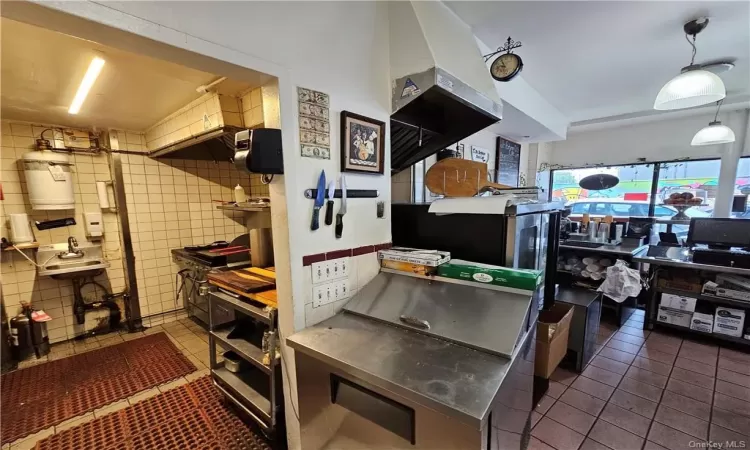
{"left": 551, "top": 158, "right": 750, "bottom": 219}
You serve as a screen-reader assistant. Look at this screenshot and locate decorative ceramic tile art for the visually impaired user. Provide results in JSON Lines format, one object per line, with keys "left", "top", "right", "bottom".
{"left": 298, "top": 87, "right": 331, "bottom": 159}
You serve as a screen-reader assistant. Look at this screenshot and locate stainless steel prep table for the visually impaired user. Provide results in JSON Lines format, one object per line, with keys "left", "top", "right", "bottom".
{"left": 287, "top": 272, "right": 537, "bottom": 450}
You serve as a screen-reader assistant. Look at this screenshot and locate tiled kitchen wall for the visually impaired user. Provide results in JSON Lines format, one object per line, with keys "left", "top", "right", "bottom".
{"left": 1, "top": 118, "right": 263, "bottom": 343}
{"left": 144, "top": 90, "right": 268, "bottom": 198}
{"left": 110, "top": 129, "right": 252, "bottom": 319}
{"left": 0, "top": 120, "right": 127, "bottom": 343}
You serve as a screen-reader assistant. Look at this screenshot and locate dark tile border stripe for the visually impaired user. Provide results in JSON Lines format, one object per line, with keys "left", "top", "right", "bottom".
{"left": 303, "top": 242, "right": 391, "bottom": 265}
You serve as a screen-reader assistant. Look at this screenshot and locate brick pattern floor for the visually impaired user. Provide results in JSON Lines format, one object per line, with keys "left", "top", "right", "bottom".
{"left": 530, "top": 309, "right": 750, "bottom": 450}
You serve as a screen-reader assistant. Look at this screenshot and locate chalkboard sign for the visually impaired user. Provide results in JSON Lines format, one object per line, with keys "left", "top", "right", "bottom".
{"left": 495, "top": 137, "right": 521, "bottom": 187}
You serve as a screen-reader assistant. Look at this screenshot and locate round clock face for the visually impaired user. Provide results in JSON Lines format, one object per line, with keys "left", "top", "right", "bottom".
{"left": 490, "top": 53, "right": 523, "bottom": 81}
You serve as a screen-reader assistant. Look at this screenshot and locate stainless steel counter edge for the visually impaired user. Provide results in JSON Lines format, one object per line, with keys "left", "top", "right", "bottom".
{"left": 287, "top": 312, "right": 535, "bottom": 429}
{"left": 560, "top": 244, "right": 648, "bottom": 257}
{"left": 633, "top": 251, "right": 750, "bottom": 276}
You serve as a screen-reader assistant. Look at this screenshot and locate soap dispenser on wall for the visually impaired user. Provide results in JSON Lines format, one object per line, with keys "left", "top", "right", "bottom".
{"left": 84, "top": 212, "right": 103, "bottom": 239}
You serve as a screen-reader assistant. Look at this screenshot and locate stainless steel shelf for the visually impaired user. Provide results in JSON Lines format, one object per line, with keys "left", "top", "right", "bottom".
{"left": 212, "top": 367, "right": 272, "bottom": 422}
{"left": 210, "top": 290, "right": 272, "bottom": 324}
{"left": 654, "top": 322, "right": 749, "bottom": 347}
{"left": 216, "top": 204, "right": 270, "bottom": 212}
{"left": 657, "top": 287, "right": 750, "bottom": 309}
{"left": 212, "top": 328, "right": 271, "bottom": 375}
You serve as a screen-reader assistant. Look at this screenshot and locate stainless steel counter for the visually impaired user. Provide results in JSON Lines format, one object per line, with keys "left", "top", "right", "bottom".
{"left": 633, "top": 248, "right": 750, "bottom": 276}
{"left": 560, "top": 243, "right": 648, "bottom": 257}
{"left": 288, "top": 312, "right": 523, "bottom": 427}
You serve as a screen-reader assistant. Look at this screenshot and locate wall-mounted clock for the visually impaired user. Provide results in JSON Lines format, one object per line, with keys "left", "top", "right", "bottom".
{"left": 490, "top": 53, "right": 523, "bottom": 82}
{"left": 484, "top": 36, "right": 524, "bottom": 82}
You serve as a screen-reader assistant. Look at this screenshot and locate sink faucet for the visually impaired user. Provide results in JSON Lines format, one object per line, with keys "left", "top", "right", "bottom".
{"left": 58, "top": 237, "right": 84, "bottom": 259}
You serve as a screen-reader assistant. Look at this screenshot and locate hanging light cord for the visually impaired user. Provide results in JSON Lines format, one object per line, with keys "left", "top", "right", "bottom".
{"left": 685, "top": 33, "right": 697, "bottom": 65}
{"left": 714, "top": 99, "right": 724, "bottom": 122}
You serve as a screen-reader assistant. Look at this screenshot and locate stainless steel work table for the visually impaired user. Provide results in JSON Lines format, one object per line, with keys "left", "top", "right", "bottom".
{"left": 634, "top": 247, "right": 750, "bottom": 347}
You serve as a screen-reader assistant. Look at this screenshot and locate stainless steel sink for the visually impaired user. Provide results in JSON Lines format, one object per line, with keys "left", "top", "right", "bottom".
{"left": 36, "top": 243, "right": 110, "bottom": 279}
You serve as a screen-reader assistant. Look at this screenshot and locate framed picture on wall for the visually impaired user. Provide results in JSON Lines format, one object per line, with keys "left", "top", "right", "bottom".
{"left": 340, "top": 111, "right": 386, "bottom": 174}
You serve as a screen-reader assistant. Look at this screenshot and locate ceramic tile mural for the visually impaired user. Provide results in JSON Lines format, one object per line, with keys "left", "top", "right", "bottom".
{"left": 297, "top": 87, "right": 331, "bottom": 159}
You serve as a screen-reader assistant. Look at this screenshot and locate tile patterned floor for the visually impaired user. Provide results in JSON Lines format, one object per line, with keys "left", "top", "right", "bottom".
{"left": 530, "top": 310, "right": 750, "bottom": 450}
{"left": 3, "top": 316, "right": 213, "bottom": 450}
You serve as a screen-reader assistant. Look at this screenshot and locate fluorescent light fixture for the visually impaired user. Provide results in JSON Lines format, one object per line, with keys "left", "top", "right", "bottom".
{"left": 68, "top": 57, "right": 105, "bottom": 115}
{"left": 691, "top": 121, "right": 735, "bottom": 146}
{"left": 654, "top": 68, "right": 726, "bottom": 110}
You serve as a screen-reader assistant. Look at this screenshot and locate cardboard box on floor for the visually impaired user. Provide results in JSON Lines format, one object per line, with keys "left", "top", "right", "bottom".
{"left": 535, "top": 303, "right": 573, "bottom": 378}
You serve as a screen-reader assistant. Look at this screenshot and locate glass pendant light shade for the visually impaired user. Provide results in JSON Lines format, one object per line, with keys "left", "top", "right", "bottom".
{"left": 654, "top": 68, "right": 726, "bottom": 110}
{"left": 691, "top": 121, "right": 736, "bottom": 146}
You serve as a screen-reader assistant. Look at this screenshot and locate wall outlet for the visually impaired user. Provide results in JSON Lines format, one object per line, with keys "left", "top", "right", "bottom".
{"left": 312, "top": 279, "right": 350, "bottom": 308}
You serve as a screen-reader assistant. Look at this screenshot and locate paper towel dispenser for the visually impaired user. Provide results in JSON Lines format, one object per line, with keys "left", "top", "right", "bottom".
{"left": 234, "top": 129, "right": 284, "bottom": 175}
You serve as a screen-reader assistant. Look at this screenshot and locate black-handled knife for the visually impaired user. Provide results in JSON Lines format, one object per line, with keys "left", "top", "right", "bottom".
{"left": 324, "top": 180, "right": 335, "bottom": 226}
{"left": 311, "top": 170, "right": 326, "bottom": 231}
{"left": 335, "top": 175, "right": 347, "bottom": 239}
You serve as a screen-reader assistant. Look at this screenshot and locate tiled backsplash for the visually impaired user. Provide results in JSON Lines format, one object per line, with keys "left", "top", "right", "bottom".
{"left": 1, "top": 119, "right": 263, "bottom": 343}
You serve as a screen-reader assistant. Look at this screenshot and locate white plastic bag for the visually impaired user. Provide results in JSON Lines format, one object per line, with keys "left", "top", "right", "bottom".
{"left": 597, "top": 260, "right": 642, "bottom": 303}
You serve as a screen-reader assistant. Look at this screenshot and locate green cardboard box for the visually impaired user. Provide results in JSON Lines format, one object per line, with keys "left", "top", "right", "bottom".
{"left": 437, "top": 259, "right": 542, "bottom": 291}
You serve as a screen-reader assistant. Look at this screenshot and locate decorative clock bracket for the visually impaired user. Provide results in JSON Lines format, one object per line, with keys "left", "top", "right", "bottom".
{"left": 483, "top": 36, "right": 523, "bottom": 62}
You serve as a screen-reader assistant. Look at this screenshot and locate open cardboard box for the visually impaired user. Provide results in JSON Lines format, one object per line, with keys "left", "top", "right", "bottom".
{"left": 535, "top": 303, "right": 574, "bottom": 378}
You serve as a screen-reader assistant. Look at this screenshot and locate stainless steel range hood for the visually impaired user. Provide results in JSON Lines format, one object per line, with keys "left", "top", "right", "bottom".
{"left": 389, "top": 2, "right": 503, "bottom": 173}
{"left": 148, "top": 126, "right": 244, "bottom": 161}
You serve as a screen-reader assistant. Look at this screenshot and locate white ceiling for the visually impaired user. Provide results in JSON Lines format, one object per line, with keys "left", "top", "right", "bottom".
{"left": 0, "top": 18, "right": 264, "bottom": 131}
{"left": 447, "top": 1, "right": 750, "bottom": 124}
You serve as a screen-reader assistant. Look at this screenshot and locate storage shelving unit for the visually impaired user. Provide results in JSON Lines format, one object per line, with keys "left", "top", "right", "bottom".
{"left": 208, "top": 289, "right": 282, "bottom": 435}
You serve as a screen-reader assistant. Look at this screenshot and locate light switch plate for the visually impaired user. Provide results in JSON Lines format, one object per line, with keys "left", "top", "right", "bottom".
{"left": 312, "top": 257, "right": 350, "bottom": 284}
{"left": 312, "top": 279, "right": 350, "bottom": 307}
{"left": 311, "top": 261, "right": 327, "bottom": 284}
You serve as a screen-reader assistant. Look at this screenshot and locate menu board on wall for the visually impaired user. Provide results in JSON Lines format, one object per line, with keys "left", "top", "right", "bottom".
{"left": 495, "top": 137, "right": 521, "bottom": 187}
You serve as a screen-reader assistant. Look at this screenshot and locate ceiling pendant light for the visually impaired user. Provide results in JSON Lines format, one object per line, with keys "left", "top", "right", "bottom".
{"left": 654, "top": 18, "right": 726, "bottom": 111}
{"left": 692, "top": 100, "right": 735, "bottom": 146}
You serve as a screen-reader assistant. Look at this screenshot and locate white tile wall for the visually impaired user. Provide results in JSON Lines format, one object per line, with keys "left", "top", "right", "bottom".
{"left": 2, "top": 119, "right": 264, "bottom": 343}
{"left": 144, "top": 93, "right": 224, "bottom": 151}
{"left": 112, "top": 131, "right": 251, "bottom": 318}
{"left": 1, "top": 120, "right": 126, "bottom": 342}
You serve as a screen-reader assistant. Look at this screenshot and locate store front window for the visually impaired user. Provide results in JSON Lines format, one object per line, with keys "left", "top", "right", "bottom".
{"left": 733, "top": 158, "right": 750, "bottom": 218}
{"left": 551, "top": 165, "right": 655, "bottom": 218}
{"left": 656, "top": 160, "right": 717, "bottom": 218}
{"left": 551, "top": 157, "right": 750, "bottom": 219}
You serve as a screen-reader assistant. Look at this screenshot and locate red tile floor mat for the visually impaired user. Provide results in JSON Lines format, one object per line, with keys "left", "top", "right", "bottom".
{"left": 36, "top": 376, "right": 273, "bottom": 450}
{"left": 1, "top": 332, "right": 196, "bottom": 445}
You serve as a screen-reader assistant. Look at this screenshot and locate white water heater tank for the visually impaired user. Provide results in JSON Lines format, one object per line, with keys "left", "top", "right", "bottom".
{"left": 22, "top": 151, "right": 75, "bottom": 210}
